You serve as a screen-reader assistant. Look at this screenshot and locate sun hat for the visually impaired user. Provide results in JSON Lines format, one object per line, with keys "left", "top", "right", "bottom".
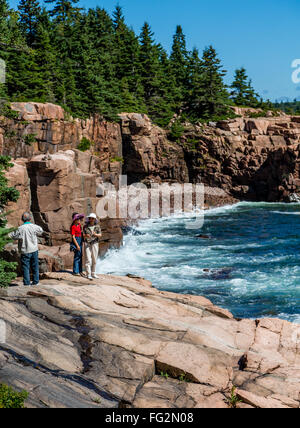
{"left": 73, "top": 213, "right": 85, "bottom": 221}
{"left": 86, "top": 213, "right": 98, "bottom": 225}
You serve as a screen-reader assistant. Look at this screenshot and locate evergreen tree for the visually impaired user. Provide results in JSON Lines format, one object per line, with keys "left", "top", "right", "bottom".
{"left": 170, "top": 25, "right": 189, "bottom": 101}
{"left": 187, "top": 47, "right": 202, "bottom": 93}
{"left": 139, "top": 22, "right": 160, "bottom": 102}
{"left": 0, "top": 0, "right": 9, "bottom": 43}
{"left": 88, "top": 7, "right": 115, "bottom": 83}
{"left": 0, "top": 0, "right": 10, "bottom": 98}
{"left": 30, "top": 9, "right": 56, "bottom": 102}
{"left": 44, "top": 0, "right": 81, "bottom": 22}
{"left": 112, "top": 5, "right": 143, "bottom": 109}
{"left": 112, "top": 4, "right": 123, "bottom": 29}
{"left": 18, "top": 0, "right": 41, "bottom": 46}
{"left": 230, "top": 67, "right": 259, "bottom": 107}
{"left": 5, "top": 46, "right": 37, "bottom": 101}
{"left": 154, "top": 45, "right": 178, "bottom": 126}
{"left": 187, "top": 45, "right": 230, "bottom": 121}
{"left": 2, "top": 8, "right": 33, "bottom": 101}
{"left": 46, "top": 0, "right": 81, "bottom": 110}
{"left": 0, "top": 156, "right": 19, "bottom": 288}
{"left": 70, "top": 8, "right": 121, "bottom": 119}
{"left": 139, "top": 22, "right": 173, "bottom": 125}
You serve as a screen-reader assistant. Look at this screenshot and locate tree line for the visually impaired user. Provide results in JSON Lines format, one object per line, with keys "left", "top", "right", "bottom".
{"left": 273, "top": 99, "right": 300, "bottom": 115}
{"left": 0, "top": 0, "right": 266, "bottom": 127}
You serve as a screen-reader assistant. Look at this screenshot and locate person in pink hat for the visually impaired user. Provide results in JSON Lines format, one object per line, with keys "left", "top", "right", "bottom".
{"left": 83, "top": 213, "right": 102, "bottom": 280}
{"left": 70, "top": 213, "right": 85, "bottom": 276}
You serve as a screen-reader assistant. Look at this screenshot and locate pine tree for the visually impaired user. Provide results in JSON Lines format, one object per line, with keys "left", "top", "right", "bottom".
{"left": 230, "top": 67, "right": 259, "bottom": 107}
{"left": 44, "top": 0, "right": 81, "bottom": 22}
{"left": 0, "top": 0, "right": 10, "bottom": 98}
{"left": 0, "top": 155, "right": 19, "bottom": 288}
{"left": 88, "top": 7, "right": 115, "bottom": 83}
{"left": 188, "top": 48, "right": 202, "bottom": 90}
{"left": 69, "top": 8, "right": 121, "bottom": 119}
{"left": 5, "top": 46, "right": 37, "bottom": 101}
{"left": 2, "top": 8, "right": 34, "bottom": 101}
{"left": 154, "top": 45, "right": 178, "bottom": 126}
{"left": 138, "top": 24, "right": 176, "bottom": 126}
{"left": 187, "top": 45, "right": 230, "bottom": 121}
{"left": 46, "top": 0, "right": 81, "bottom": 110}
{"left": 18, "top": 0, "right": 41, "bottom": 46}
{"left": 0, "top": 0, "right": 9, "bottom": 42}
{"left": 170, "top": 25, "right": 189, "bottom": 101}
{"left": 112, "top": 5, "right": 143, "bottom": 110}
{"left": 139, "top": 23, "right": 160, "bottom": 101}
{"left": 30, "top": 8, "right": 56, "bottom": 102}
{"left": 186, "top": 47, "right": 204, "bottom": 116}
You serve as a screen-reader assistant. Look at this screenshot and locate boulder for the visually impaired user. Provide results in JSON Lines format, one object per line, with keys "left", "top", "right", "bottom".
{"left": 11, "top": 102, "right": 65, "bottom": 121}
{"left": 1, "top": 243, "right": 72, "bottom": 275}
{"left": 245, "top": 119, "right": 270, "bottom": 135}
{"left": 119, "top": 113, "right": 189, "bottom": 184}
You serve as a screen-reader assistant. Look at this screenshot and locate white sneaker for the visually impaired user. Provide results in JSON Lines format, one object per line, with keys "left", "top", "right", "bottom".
{"left": 87, "top": 275, "right": 93, "bottom": 280}
{"left": 92, "top": 274, "right": 99, "bottom": 279}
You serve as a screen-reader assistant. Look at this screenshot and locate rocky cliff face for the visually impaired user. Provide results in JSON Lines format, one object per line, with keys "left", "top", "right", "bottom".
{"left": 0, "top": 274, "right": 299, "bottom": 408}
{"left": 118, "top": 111, "right": 300, "bottom": 202}
{"left": 180, "top": 115, "right": 300, "bottom": 202}
{"left": 3, "top": 103, "right": 300, "bottom": 272}
{"left": 1, "top": 102, "right": 122, "bottom": 177}
{"left": 119, "top": 113, "right": 189, "bottom": 185}
{"left": 1, "top": 103, "right": 125, "bottom": 271}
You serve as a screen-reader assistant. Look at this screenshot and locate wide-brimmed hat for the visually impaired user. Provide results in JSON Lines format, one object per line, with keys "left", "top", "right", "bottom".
{"left": 73, "top": 214, "right": 85, "bottom": 221}
{"left": 86, "top": 213, "right": 98, "bottom": 224}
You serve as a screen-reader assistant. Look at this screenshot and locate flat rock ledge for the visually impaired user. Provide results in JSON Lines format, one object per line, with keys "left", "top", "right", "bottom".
{"left": 0, "top": 273, "right": 299, "bottom": 408}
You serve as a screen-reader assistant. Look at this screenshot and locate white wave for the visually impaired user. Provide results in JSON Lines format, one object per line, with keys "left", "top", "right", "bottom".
{"left": 203, "top": 201, "right": 298, "bottom": 217}
{"left": 271, "top": 211, "right": 300, "bottom": 215}
{"left": 276, "top": 313, "right": 300, "bottom": 324}
{"left": 234, "top": 201, "right": 300, "bottom": 208}
{"left": 203, "top": 203, "right": 240, "bottom": 215}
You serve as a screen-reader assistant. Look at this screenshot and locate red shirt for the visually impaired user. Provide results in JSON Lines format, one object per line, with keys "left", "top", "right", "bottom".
{"left": 71, "top": 224, "right": 82, "bottom": 238}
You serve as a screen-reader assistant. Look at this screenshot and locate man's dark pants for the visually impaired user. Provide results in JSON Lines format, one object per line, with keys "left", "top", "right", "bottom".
{"left": 21, "top": 251, "right": 39, "bottom": 286}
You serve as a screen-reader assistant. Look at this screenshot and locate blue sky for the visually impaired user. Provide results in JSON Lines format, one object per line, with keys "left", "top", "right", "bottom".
{"left": 9, "top": 0, "right": 300, "bottom": 102}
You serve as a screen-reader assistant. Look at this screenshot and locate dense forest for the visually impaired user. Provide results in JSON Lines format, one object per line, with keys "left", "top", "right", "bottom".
{"left": 0, "top": 0, "right": 268, "bottom": 126}
{"left": 273, "top": 100, "right": 300, "bottom": 115}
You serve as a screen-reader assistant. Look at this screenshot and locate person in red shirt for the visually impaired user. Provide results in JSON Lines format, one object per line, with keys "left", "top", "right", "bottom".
{"left": 70, "top": 213, "right": 85, "bottom": 276}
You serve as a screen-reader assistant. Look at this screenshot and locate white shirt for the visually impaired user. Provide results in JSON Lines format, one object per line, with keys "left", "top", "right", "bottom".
{"left": 10, "top": 222, "right": 44, "bottom": 254}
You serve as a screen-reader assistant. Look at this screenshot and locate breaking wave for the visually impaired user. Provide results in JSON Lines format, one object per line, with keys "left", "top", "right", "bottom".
{"left": 97, "top": 202, "right": 300, "bottom": 322}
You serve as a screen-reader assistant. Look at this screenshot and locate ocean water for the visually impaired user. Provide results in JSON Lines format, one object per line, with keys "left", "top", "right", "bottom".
{"left": 96, "top": 202, "right": 300, "bottom": 323}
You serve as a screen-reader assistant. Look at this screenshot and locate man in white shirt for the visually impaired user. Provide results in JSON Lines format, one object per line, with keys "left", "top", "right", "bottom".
{"left": 9, "top": 212, "right": 44, "bottom": 286}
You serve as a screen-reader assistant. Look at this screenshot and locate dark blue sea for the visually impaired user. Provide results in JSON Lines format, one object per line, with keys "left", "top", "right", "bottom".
{"left": 97, "top": 202, "right": 300, "bottom": 323}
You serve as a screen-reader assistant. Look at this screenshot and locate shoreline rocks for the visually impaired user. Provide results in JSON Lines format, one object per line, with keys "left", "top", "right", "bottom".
{"left": 0, "top": 273, "right": 299, "bottom": 408}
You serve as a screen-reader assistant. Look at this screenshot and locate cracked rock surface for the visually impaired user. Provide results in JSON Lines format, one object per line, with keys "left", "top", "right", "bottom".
{"left": 0, "top": 273, "right": 299, "bottom": 408}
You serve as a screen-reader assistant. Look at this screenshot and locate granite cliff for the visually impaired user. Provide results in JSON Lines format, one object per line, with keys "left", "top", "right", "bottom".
{"left": 2, "top": 102, "right": 300, "bottom": 271}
